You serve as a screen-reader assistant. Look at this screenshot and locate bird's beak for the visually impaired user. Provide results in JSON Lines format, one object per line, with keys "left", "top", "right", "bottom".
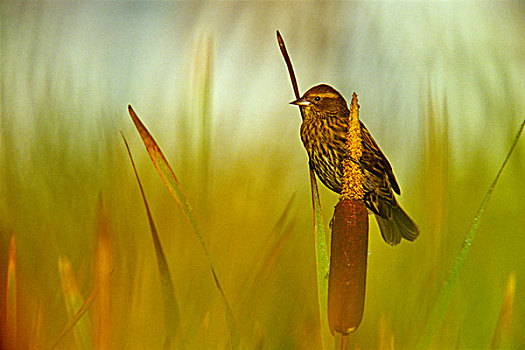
{"left": 290, "top": 97, "right": 311, "bottom": 106}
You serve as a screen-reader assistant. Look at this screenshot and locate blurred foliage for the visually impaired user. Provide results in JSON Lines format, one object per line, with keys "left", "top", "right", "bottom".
{"left": 1, "top": 2, "right": 524, "bottom": 349}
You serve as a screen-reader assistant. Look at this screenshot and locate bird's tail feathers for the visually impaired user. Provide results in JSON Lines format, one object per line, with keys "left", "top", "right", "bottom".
{"left": 376, "top": 206, "right": 419, "bottom": 245}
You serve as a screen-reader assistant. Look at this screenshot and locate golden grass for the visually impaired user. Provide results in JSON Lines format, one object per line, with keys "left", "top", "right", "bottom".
{"left": 93, "top": 198, "right": 113, "bottom": 350}
{"left": 491, "top": 272, "right": 516, "bottom": 350}
{"left": 58, "top": 256, "right": 91, "bottom": 349}
{"left": 6, "top": 234, "right": 17, "bottom": 349}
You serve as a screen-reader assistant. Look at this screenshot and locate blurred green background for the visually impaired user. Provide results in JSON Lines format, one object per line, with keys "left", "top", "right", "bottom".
{"left": 1, "top": 2, "right": 524, "bottom": 349}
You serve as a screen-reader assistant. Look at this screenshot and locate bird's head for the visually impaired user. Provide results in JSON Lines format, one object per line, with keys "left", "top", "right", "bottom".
{"left": 290, "top": 84, "right": 349, "bottom": 117}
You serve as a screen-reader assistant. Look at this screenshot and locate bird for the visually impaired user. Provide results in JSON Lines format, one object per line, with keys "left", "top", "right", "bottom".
{"left": 290, "top": 84, "right": 419, "bottom": 245}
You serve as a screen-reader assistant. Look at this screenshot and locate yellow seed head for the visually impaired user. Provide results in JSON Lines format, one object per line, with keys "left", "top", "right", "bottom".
{"left": 341, "top": 93, "right": 364, "bottom": 200}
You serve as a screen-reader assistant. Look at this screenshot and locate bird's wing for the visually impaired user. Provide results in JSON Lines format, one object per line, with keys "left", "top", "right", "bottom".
{"left": 359, "top": 121, "right": 401, "bottom": 195}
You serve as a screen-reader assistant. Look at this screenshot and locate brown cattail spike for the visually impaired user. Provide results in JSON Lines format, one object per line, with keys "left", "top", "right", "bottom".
{"left": 328, "top": 199, "right": 369, "bottom": 334}
{"left": 328, "top": 92, "right": 369, "bottom": 335}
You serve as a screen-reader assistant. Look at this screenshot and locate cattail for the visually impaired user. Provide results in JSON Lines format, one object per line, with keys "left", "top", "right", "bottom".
{"left": 328, "top": 93, "right": 369, "bottom": 334}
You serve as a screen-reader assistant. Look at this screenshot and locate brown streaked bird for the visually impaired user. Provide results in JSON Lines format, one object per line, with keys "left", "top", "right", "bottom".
{"left": 291, "top": 84, "right": 419, "bottom": 245}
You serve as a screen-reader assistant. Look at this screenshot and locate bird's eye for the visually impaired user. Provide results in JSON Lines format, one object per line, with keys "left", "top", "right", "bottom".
{"left": 314, "top": 96, "right": 321, "bottom": 101}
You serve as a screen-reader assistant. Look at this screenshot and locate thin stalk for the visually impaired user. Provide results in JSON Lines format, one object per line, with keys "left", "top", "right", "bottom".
{"left": 277, "top": 30, "right": 331, "bottom": 349}
{"left": 418, "top": 118, "right": 525, "bottom": 348}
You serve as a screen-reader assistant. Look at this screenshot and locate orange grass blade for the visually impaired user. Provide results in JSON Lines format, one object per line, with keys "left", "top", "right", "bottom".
{"left": 127, "top": 106, "right": 237, "bottom": 347}
{"left": 6, "top": 233, "right": 17, "bottom": 349}
{"left": 51, "top": 285, "right": 97, "bottom": 350}
{"left": 29, "top": 300, "right": 43, "bottom": 350}
{"left": 277, "top": 30, "right": 331, "bottom": 349}
{"left": 490, "top": 272, "right": 516, "bottom": 349}
{"left": 93, "top": 197, "right": 113, "bottom": 350}
{"left": 58, "top": 256, "right": 91, "bottom": 350}
{"left": 128, "top": 105, "right": 188, "bottom": 215}
{"left": 122, "top": 134, "right": 180, "bottom": 349}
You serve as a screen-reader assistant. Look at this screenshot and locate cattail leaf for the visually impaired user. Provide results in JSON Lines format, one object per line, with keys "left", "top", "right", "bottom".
{"left": 122, "top": 134, "right": 180, "bottom": 349}
{"left": 127, "top": 105, "right": 237, "bottom": 348}
{"left": 309, "top": 168, "right": 332, "bottom": 348}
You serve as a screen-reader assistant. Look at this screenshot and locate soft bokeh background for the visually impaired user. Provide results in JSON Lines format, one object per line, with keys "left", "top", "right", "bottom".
{"left": 1, "top": 2, "right": 524, "bottom": 349}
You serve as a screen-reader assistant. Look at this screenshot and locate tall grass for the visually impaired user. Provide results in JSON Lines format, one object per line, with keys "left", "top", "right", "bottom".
{"left": 122, "top": 135, "right": 180, "bottom": 349}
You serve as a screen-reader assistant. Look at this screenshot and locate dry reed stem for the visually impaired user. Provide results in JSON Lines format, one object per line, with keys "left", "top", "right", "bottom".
{"left": 276, "top": 30, "right": 331, "bottom": 349}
